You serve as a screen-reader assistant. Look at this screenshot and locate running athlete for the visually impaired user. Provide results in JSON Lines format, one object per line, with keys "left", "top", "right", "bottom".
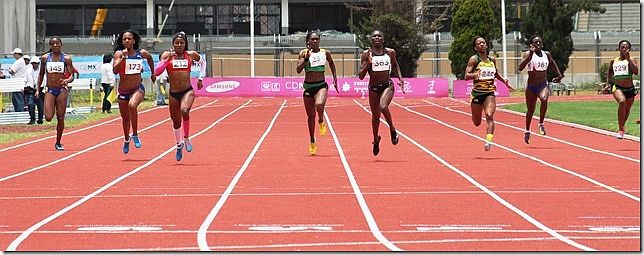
{"left": 607, "top": 40, "right": 639, "bottom": 139}
{"left": 296, "top": 31, "right": 338, "bottom": 155}
{"left": 35, "top": 37, "right": 76, "bottom": 151}
{"left": 113, "top": 30, "right": 156, "bottom": 154}
{"left": 358, "top": 30, "right": 404, "bottom": 156}
{"left": 518, "top": 36, "right": 563, "bottom": 143}
{"left": 154, "top": 32, "right": 206, "bottom": 161}
{"left": 464, "top": 36, "right": 515, "bottom": 151}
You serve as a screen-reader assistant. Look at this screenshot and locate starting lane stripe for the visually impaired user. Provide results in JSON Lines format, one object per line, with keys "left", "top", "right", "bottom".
{"left": 0, "top": 106, "right": 165, "bottom": 152}
{"left": 448, "top": 97, "right": 640, "bottom": 142}
{"left": 6, "top": 100, "right": 252, "bottom": 251}
{"left": 325, "top": 111, "right": 402, "bottom": 251}
{"left": 394, "top": 101, "right": 640, "bottom": 203}
{"left": 71, "top": 235, "right": 641, "bottom": 251}
{"left": 5, "top": 188, "right": 640, "bottom": 200}
{"left": 353, "top": 100, "right": 596, "bottom": 251}
{"left": 197, "top": 100, "right": 286, "bottom": 251}
{"left": 421, "top": 99, "right": 639, "bottom": 163}
{"left": 0, "top": 100, "right": 217, "bottom": 183}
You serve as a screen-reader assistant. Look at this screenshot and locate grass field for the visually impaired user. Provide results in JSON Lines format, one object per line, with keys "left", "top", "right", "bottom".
{"left": 503, "top": 100, "right": 641, "bottom": 137}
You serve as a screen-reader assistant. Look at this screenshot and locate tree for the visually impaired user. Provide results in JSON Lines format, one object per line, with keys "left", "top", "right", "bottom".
{"left": 349, "top": 0, "right": 428, "bottom": 77}
{"left": 520, "top": 0, "right": 604, "bottom": 81}
{"left": 448, "top": 0, "right": 501, "bottom": 80}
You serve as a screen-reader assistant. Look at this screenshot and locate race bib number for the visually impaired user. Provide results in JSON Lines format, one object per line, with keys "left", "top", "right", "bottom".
{"left": 613, "top": 60, "right": 629, "bottom": 76}
{"left": 371, "top": 55, "right": 391, "bottom": 72}
{"left": 46, "top": 62, "right": 64, "bottom": 73}
{"left": 309, "top": 52, "right": 326, "bottom": 68}
{"left": 532, "top": 60, "right": 548, "bottom": 71}
{"left": 125, "top": 59, "right": 143, "bottom": 74}
{"left": 172, "top": 59, "right": 189, "bottom": 69}
{"left": 478, "top": 66, "right": 496, "bottom": 80}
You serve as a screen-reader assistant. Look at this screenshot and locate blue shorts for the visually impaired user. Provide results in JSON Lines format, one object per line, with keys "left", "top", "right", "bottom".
{"left": 47, "top": 87, "right": 67, "bottom": 97}
{"left": 118, "top": 84, "right": 145, "bottom": 101}
{"left": 527, "top": 81, "right": 548, "bottom": 94}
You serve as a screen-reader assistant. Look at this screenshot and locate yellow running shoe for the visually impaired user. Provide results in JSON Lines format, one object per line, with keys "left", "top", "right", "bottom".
{"left": 319, "top": 122, "right": 327, "bottom": 136}
{"left": 309, "top": 142, "right": 317, "bottom": 155}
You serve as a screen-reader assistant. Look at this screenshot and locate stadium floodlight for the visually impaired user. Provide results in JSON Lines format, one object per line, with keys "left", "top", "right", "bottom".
{"left": 501, "top": 0, "right": 507, "bottom": 80}
{"left": 251, "top": 0, "right": 255, "bottom": 77}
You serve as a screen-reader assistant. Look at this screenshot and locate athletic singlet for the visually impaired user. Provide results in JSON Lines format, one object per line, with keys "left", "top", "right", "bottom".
{"left": 45, "top": 53, "right": 65, "bottom": 74}
{"left": 527, "top": 51, "right": 549, "bottom": 72}
{"left": 472, "top": 54, "right": 496, "bottom": 93}
{"left": 118, "top": 50, "right": 144, "bottom": 75}
{"left": 166, "top": 51, "right": 192, "bottom": 73}
{"left": 304, "top": 49, "right": 326, "bottom": 72}
{"left": 612, "top": 57, "right": 633, "bottom": 81}
{"left": 370, "top": 49, "right": 391, "bottom": 72}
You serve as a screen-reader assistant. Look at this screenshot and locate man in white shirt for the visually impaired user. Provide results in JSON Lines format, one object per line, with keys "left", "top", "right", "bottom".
{"left": 23, "top": 55, "right": 37, "bottom": 124}
{"left": 29, "top": 57, "right": 44, "bottom": 124}
{"left": 100, "top": 54, "right": 116, "bottom": 113}
{"left": 8, "top": 48, "right": 26, "bottom": 112}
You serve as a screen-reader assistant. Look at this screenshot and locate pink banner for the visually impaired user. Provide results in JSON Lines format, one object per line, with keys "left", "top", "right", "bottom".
{"left": 452, "top": 80, "right": 510, "bottom": 98}
{"left": 191, "top": 77, "right": 448, "bottom": 98}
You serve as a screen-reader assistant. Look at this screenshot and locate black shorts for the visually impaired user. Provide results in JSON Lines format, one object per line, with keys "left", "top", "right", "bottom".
{"left": 471, "top": 91, "right": 495, "bottom": 105}
{"left": 303, "top": 82, "right": 328, "bottom": 98}
{"left": 170, "top": 86, "right": 194, "bottom": 101}
{"left": 613, "top": 84, "right": 638, "bottom": 99}
{"left": 369, "top": 81, "right": 394, "bottom": 95}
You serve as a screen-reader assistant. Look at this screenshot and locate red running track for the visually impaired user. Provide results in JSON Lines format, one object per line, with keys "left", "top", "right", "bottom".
{"left": 0, "top": 97, "right": 639, "bottom": 251}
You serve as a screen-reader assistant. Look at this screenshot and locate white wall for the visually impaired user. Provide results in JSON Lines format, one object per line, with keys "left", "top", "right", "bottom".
{"left": 1, "top": 0, "right": 37, "bottom": 55}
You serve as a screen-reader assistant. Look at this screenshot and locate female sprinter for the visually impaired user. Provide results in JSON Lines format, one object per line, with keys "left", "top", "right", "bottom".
{"left": 518, "top": 36, "right": 563, "bottom": 143}
{"left": 113, "top": 30, "right": 156, "bottom": 154}
{"left": 464, "top": 36, "right": 515, "bottom": 151}
{"left": 607, "top": 40, "right": 639, "bottom": 139}
{"left": 295, "top": 31, "right": 338, "bottom": 155}
{"left": 358, "top": 30, "right": 404, "bottom": 156}
{"left": 154, "top": 32, "right": 206, "bottom": 161}
{"left": 35, "top": 36, "right": 76, "bottom": 151}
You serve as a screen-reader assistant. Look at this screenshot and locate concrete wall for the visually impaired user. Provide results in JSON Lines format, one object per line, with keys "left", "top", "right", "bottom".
{"left": 0, "top": 0, "right": 36, "bottom": 55}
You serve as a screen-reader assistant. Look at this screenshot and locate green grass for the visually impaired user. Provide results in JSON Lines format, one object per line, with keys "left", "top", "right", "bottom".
{"left": 0, "top": 97, "right": 158, "bottom": 145}
{"left": 503, "top": 100, "right": 641, "bottom": 137}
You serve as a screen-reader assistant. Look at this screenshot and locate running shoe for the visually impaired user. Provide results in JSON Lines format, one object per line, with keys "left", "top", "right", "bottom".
{"left": 372, "top": 135, "right": 381, "bottom": 156}
{"left": 538, "top": 124, "right": 546, "bottom": 136}
{"left": 54, "top": 143, "right": 64, "bottom": 151}
{"left": 132, "top": 134, "right": 141, "bottom": 148}
{"left": 524, "top": 131, "right": 530, "bottom": 144}
{"left": 319, "top": 122, "right": 327, "bottom": 136}
{"left": 185, "top": 137, "right": 193, "bottom": 152}
{"left": 391, "top": 129, "right": 399, "bottom": 145}
{"left": 616, "top": 131, "right": 625, "bottom": 139}
{"left": 309, "top": 142, "right": 317, "bottom": 155}
{"left": 484, "top": 141, "right": 492, "bottom": 151}
{"left": 123, "top": 140, "right": 130, "bottom": 154}
{"left": 176, "top": 142, "right": 184, "bottom": 161}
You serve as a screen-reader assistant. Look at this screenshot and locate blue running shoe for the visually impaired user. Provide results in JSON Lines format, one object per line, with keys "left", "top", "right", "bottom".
{"left": 55, "top": 143, "right": 64, "bottom": 151}
{"left": 176, "top": 142, "right": 183, "bottom": 161}
{"left": 132, "top": 135, "right": 141, "bottom": 148}
{"left": 123, "top": 140, "right": 130, "bottom": 154}
{"left": 185, "top": 138, "right": 193, "bottom": 152}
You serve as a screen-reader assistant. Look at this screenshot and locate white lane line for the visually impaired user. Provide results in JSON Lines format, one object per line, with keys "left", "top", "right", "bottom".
{"left": 448, "top": 97, "right": 640, "bottom": 142}
{"left": 324, "top": 111, "right": 402, "bottom": 251}
{"left": 0, "top": 106, "right": 165, "bottom": 152}
{"left": 393, "top": 101, "right": 640, "bottom": 203}
{"left": 0, "top": 100, "right": 218, "bottom": 183}
{"left": 197, "top": 100, "right": 286, "bottom": 251}
{"left": 353, "top": 100, "right": 595, "bottom": 251}
{"left": 5, "top": 188, "right": 640, "bottom": 200}
{"left": 421, "top": 99, "right": 639, "bottom": 163}
{"left": 6, "top": 100, "right": 252, "bottom": 251}
{"left": 80, "top": 235, "right": 640, "bottom": 251}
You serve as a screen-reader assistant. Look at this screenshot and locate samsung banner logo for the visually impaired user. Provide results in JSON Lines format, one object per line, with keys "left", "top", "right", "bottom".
{"left": 206, "top": 81, "right": 241, "bottom": 93}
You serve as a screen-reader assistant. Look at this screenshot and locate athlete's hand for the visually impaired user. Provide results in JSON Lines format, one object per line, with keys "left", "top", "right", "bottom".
{"left": 333, "top": 78, "right": 338, "bottom": 93}
{"left": 624, "top": 50, "right": 631, "bottom": 60}
{"left": 197, "top": 79, "right": 203, "bottom": 90}
{"left": 150, "top": 74, "right": 156, "bottom": 83}
{"left": 529, "top": 44, "right": 536, "bottom": 53}
{"left": 367, "top": 48, "right": 373, "bottom": 64}
{"left": 35, "top": 90, "right": 40, "bottom": 98}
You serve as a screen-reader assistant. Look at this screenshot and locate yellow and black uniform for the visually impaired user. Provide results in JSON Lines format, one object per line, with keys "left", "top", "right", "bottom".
{"left": 471, "top": 54, "right": 497, "bottom": 104}
{"left": 611, "top": 56, "right": 637, "bottom": 99}
{"left": 303, "top": 48, "right": 329, "bottom": 98}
